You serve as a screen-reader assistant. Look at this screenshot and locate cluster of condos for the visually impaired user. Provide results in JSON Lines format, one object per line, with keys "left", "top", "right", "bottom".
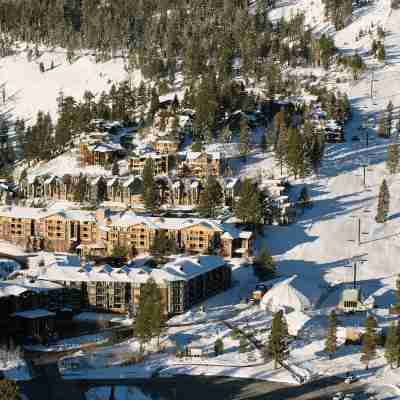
{"left": 0, "top": 206, "right": 253, "bottom": 258}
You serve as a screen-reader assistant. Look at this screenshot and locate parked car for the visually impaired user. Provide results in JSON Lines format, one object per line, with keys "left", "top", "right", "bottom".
{"left": 345, "top": 374, "right": 358, "bottom": 384}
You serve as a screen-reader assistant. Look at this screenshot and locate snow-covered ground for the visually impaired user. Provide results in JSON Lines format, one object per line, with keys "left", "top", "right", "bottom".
{"left": 24, "top": 332, "right": 110, "bottom": 353}
{"left": 0, "top": 46, "right": 142, "bottom": 122}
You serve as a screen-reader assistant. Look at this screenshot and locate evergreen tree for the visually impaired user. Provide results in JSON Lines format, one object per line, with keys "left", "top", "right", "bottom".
{"left": 150, "top": 230, "right": 177, "bottom": 259}
{"left": 325, "top": 310, "right": 338, "bottom": 359}
{"left": 377, "top": 43, "right": 385, "bottom": 62}
{"left": 214, "top": 338, "right": 224, "bottom": 356}
{"left": 378, "top": 113, "right": 388, "bottom": 138}
{"left": 198, "top": 176, "right": 223, "bottom": 218}
{"left": 375, "top": 179, "right": 390, "bottom": 223}
{"left": 360, "top": 315, "right": 378, "bottom": 370}
{"left": 394, "top": 275, "right": 400, "bottom": 313}
{"left": 286, "top": 127, "right": 307, "bottom": 179}
{"left": 298, "top": 186, "right": 312, "bottom": 209}
{"left": 239, "top": 336, "right": 249, "bottom": 353}
{"left": 260, "top": 132, "right": 268, "bottom": 152}
{"left": 149, "top": 87, "right": 160, "bottom": 120}
{"left": 135, "top": 278, "right": 165, "bottom": 350}
{"left": 387, "top": 143, "right": 399, "bottom": 174}
{"left": 268, "top": 310, "right": 289, "bottom": 369}
{"left": 234, "top": 179, "right": 263, "bottom": 227}
{"left": 253, "top": 247, "right": 276, "bottom": 280}
{"left": 142, "top": 159, "right": 159, "bottom": 214}
{"left": 73, "top": 174, "right": 88, "bottom": 203}
{"left": 385, "top": 321, "right": 399, "bottom": 369}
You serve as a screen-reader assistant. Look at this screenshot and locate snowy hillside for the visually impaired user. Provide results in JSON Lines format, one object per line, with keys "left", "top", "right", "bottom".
{"left": 0, "top": 47, "right": 142, "bottom": 122}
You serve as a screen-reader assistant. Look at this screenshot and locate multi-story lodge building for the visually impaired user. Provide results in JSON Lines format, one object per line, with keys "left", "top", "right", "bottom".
{"left": 20, "top": 174, "right": 241, "bottom": 210}
{"left": 128, "top": 151, "right": 169, "bottom": 176}
{"left": 20, "top": 175, "right": 144, "bottom": 206}
{"left": 38, "top": 254, "right": 231, "bottom": 315}
{"left": 79, "top": 131, "right": 124, "bottom": 167}
{"left": 153, "top": 140, "right": 179, "bottom": 155}
{"left": 0, "top": 207, "right": 254, "bottom": 258}
{"left": 178, "top": 151, "right": 225, "bottom": 178}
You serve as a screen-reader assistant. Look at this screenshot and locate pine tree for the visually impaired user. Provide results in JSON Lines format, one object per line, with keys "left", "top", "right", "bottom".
{"left": 286, "top": 127, "right": 307, "bottom": 179}
{"left": 387, "top": 143, "right": 399, "bottom": 174}
{"left": 385, "top": 321, "right": 399, "bottom": 368}
{"left": 298, "top": 186, "right": 312, "bottom": 209}
{"left": 375, "top": 179, "right": 390, "bottom": 223}
{"left": 150, "top": 229, "right": 177, "bottom": 259}
{"left": 135, "top": 278, "right": 165, "bottom": 350}
{"left": 198, "top": 176, "right": 223, "bottom": 218}
{"left": 239, "top": 116, "right": 250, "bottom": 159}
{"left": 260, "top": 132, "right": 268, "bottom": 152}
{"left": 360, "top": 315, "right": 378, "bottom": 370}
{"left": 234, "top": 179, "right": 263, "bottom": 227}
{"left": 377, "top": 43, "right": 385, "bottom": 62}
{"left": 214, "top": 338, "right": 224, "bottom": 356}
{"left": 239, "top": 336, "right": 249, "bottom": 353}
{"left": 378, "top": 113, "right": 388, "bottom": 138}
{"left": 142, "top": 159, "right": 159, "bottom": 214}
{"left": 325, "top": 310, "right": 338, "bottom": 359}
{"left": 268, "top": 310, "right": 289, "bottom": 369}
{"left": 394, "top": 275, "right": 400, "bottom": 313}
{"left": 253, "top": 247, "right": 276, "bottom": 280}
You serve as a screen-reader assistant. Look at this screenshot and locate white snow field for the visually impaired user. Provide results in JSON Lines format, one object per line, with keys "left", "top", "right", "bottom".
{"left": 0, "top": 46, "right": 142, "bottom": 122}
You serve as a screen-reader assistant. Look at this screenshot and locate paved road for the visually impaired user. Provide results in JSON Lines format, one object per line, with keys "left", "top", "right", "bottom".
{"left": 20, "top": 363, "right": 366, "bottom": 400}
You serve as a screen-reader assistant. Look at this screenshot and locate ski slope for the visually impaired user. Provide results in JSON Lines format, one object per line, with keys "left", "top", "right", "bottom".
{"left": 0, "top": 46, "right": 142, "bottom": 122}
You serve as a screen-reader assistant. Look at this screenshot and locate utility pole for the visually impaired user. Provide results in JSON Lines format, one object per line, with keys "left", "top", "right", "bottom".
{"left": 362, "top": 164, "right": 366, "bottom": 187}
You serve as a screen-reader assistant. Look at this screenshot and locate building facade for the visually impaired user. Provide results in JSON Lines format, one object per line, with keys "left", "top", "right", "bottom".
{"left": 38, "top": 255, "right": 231, "bottom": 315}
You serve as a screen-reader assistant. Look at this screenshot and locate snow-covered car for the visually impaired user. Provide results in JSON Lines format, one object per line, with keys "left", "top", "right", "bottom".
{"left": 344, "top": 375, "right": 357, "bottom": 384}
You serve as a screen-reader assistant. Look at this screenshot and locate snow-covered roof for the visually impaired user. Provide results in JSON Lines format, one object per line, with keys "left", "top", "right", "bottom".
{"left": 0, "top": 206, "right": 55, "bottom": 220}
{"left": 261, "top": 276, "right": 311, "bottom": 312}
{"left": 104, "top": 212, "right": 224, "bottom": 233}
{"left": 38, "top": 255, "right": 226, "bottom": 285}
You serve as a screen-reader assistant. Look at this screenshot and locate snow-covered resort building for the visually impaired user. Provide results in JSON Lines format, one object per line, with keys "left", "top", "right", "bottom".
{"left": 0, "top": 206, "right": 254, "bottom": 258}
{"left": 37, "top": 254, "right": 231, "bottom": 315}
{"left": 178, "top": 151, "right": 226, "bottom": 178}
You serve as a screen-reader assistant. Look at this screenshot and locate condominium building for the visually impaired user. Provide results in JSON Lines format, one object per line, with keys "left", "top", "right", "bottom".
{"left": 38, "top": 254, "right": 231, "bottom": 315}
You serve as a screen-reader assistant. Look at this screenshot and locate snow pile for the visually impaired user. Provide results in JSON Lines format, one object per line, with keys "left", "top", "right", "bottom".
{"left": 285, "top": 310, "right": 311, "bottom": 336}
{"left": 73, "top": 312, "right": 133, "bottom": 326}
{"left": 261, "top": 276, "right": 312, "bottom": 312}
